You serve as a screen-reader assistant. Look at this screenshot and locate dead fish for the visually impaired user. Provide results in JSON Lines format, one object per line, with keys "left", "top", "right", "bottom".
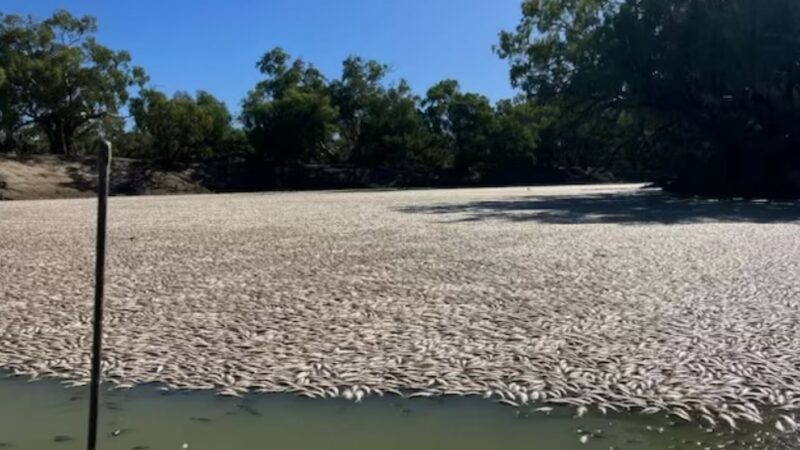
{"left": 237, "top": 404, "right": 261, "bottom": 417}
{"left": 189, "top": 416, "right": 212, "bottom": 423}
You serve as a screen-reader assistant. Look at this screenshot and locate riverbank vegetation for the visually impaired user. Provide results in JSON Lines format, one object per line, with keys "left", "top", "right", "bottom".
{"left": 2, "top": 2, "right": 799, "bottom": 197}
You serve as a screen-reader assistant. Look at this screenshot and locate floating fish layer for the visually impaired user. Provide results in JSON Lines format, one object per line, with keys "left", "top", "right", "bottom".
{"left": 1, "top": 185, "right": 799, "bottom": 431}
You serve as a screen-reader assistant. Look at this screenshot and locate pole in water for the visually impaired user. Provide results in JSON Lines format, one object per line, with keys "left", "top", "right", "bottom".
{"left": 87, "top": 140, "right": 111, "bottom": 450}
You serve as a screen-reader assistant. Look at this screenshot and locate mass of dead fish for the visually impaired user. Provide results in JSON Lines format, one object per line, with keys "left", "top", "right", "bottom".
{"left": 1, "top": 185, "right": 800, "bottom": 432}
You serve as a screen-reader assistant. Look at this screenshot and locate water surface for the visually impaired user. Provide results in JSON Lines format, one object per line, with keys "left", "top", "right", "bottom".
{"left": 0, "top": 376, "right": 795, "bottom": 450}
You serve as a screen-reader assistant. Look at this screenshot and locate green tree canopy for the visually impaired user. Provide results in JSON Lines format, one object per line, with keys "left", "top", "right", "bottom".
{"left": 328, "top": 56, "right": 390, "bottom": 161}
{"left": 498, "top": 0, "right": 800, "bottom": 196}
{"left": 423, "top": 80, "right": 499, "bottom": 179}
{"left": 349, "top": 79, "right": 437, "bottom": 168}
{"left": 129, "top": 89, "right": 237, "bottom": 166}
{"left": 0, "top": 10, "right": 146, "bottom": 155}
{"left": 489, "top": 99, "right": 552, "bottom": 179}
{"left": 328, "top": 57, "right": 437, "bottom": 168}
{"left": 241, "top": 47, "right": 337, "bottom": 165}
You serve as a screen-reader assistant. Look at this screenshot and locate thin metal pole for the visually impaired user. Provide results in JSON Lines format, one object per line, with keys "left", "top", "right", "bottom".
{"left": 87, "top": 140, "right": 112, "bottom": 450}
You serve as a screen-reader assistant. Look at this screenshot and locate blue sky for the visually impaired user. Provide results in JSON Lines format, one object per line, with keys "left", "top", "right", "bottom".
{"left": 4, "top": 0, "right": 522, "bottom": 113}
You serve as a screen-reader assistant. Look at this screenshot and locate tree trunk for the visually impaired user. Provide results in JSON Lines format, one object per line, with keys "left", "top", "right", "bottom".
{"left": 0, "top": 131, "right": 15, "bottom": 153}
{"left": 45, "top": 119, "right": 75, "bottom": 155}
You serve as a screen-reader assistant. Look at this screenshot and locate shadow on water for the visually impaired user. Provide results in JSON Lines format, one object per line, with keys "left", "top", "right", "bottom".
{"left": 0, "top": 375, "right": 795, "bottom": 450}
{"left": 397, "top": 188, "right": 800, "bottom": 225}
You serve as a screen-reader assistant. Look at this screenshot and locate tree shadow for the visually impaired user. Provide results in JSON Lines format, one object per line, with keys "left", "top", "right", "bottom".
{"left": 61, "top": 158, "right": 150, "bottom": 195}
{"left": 397, "top": 188, "right": 800, "bottom": 225}
{"left": 62, "top": 164, "right": 95, "bottom": 192}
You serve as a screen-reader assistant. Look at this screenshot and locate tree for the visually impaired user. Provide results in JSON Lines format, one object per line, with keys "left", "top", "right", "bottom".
{"left": 0, "top": 64, "right": 20, "bottom": 152}
{"left": 498, "top": 0, "right": 800, "bottom": 196}
{"left": 489, "top": 100, "right": 552, "bottom": 180}
{"left": 423, "top": 80, "right": 498, "bottom": 180}
{"left": 241, "top": 48, "right": 337, "bottom": 165}
{"left": 0, "top": 10, "right": 146, "bottom": 155}
{"left": 328, "top": 57, "right": 438, "bottom": 168}
{"left": 129, "top": 89, "right": 237, "bottom": 166}
{"left": 350, "top": 80, "right": 439, "bottom": 168}
{"left": 328, "top": 56, "right": 390, "bottom": 161}
{"left": 0, "top": 17, "right": 24, "bottom": 153}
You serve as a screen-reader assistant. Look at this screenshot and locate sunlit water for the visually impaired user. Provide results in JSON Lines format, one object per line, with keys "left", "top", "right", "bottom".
{"left": 0, "top": 376, "right": 795, "bottom": 450}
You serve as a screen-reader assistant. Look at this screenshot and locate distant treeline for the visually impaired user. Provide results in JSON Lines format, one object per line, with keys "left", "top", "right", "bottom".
{"left": 2, "top": 3, "right": 800, "bottom": 196}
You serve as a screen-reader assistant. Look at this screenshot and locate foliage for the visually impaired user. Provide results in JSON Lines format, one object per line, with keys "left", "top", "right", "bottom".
{"left": 422, "top": 80, "right": 551, "bottom": 181}
{"left": 0, "top": 10, "right": 146, "bottom": 155}
{"left": 498, "top": 0, "right": 800, "bottom": 196}
{"left": 129, "top": 89, "right": 238, "bottom": 166}
{"left": 328, "top": 57, "right": 438, "bottom": 168}
{"left": 489, "top": 100, "right": 553, "bottom": 180}
{"left": 241, "top": 48, "right": 338, "bottom": 165}
{"left": 240, "top": 49, "right": 451, "bottom": 171}
{"left": 0, "top": 8, "right": 685, "bottom": 190}
{"left": 0, "top": 63, "right": 19, "bottom": 152}
{"left": 327, "top": 56, "right": 389, "bottom": 161}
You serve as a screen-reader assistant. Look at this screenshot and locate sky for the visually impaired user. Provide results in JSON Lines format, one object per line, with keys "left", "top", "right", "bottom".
{"left": 4, "top": 0, "right": 522, "bottom": 113}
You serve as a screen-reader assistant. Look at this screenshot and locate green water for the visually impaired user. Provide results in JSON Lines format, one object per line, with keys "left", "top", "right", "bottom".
{"left": 0, "top": 376, "right": 794, "bottom": 450}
